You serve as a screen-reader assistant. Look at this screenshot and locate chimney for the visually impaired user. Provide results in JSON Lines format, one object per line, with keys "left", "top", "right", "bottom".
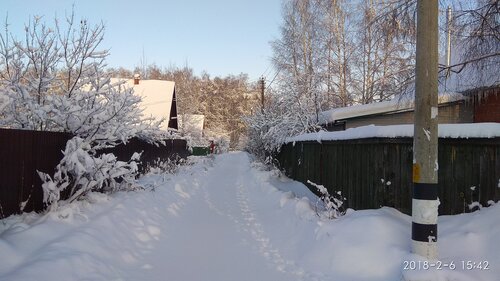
{"left": 134, "top": 73, "right": 140, "bottom": 85}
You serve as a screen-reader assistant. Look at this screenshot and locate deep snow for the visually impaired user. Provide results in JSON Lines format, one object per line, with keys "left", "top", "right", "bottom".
{"left": 0, "top": 152, "right": 498, "bottom": 281}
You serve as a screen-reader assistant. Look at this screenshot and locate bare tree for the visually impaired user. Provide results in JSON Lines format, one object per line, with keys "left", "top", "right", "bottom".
{"left": 374, "top": 0, "right": 499, "bottom": 92}
{"left": 271, "top": 0, "right": 324, "bottom": 120}
{"left": 317, "top": 0, "right": 353, "bottom": 107}
{"left": 106, "top": 67, "right": 133, "bottom": 78}
{"left": 446, "top": 0, "right": 500, "bottom": 88}
{"left": 353, "top": 0, "right": 415, "bottom": 104}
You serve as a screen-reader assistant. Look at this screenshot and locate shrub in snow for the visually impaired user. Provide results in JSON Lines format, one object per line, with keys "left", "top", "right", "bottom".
{"left": 144, "top": 156, "right": 186, "bottom": 176}
{"left": 307, "top": 180, "right": 346, "bottom": 219}
{"left": 38, "top": 137, "right": 141, "bottom": 209}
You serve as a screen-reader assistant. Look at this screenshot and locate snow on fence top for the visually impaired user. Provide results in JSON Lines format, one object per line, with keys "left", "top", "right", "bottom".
{"left": 318, "top": 92, "right": 465, "bottom": 125}
{"left": 287, "top": 123, "right": 500, "bottom": 143}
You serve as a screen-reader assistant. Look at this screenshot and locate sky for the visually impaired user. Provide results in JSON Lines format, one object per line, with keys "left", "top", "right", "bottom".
{"left": 2, "top": 0, "right": 282, "bottom": 81}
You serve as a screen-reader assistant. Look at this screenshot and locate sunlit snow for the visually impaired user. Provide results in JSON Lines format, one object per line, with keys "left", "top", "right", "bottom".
{"left": 1, "top": 152, "right": 498, "bottom": 281}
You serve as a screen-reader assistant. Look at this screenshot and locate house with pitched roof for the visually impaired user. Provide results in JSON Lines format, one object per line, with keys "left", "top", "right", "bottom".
{"left": 112, "top": 76, "right": 178, "bottom": 130}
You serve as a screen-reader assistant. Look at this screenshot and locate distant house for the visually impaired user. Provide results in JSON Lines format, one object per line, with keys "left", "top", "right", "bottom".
{"left": 112, "top": 77, "right": 178, "bottom": 130}
{"left": 320, "top": 87, "right": 499, "bottom": 131}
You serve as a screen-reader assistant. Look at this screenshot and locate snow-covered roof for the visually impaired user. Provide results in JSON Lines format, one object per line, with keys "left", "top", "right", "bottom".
{"left": 111, "top": 78, "right": 176, "bottom": 130}
{"left": 178, "top": 114, "right": 204, "bottom": 138}
{"left": 288, "top": 123, "right": 500, "bottom": 143}
{"left": 319, "top": 92, "right": 465, "bottom": 125}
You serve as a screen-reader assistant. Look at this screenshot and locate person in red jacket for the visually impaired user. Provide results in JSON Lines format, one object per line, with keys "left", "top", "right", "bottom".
{"left": 209, "top": 140, "right": 216, "bottom": 154}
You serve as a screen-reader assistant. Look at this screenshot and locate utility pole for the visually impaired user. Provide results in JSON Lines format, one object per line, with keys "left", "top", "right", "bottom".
{"left": 412, "top": 0, "right": 439, "bottom": 260}
{"left": 259, "top": 76, "right": 265, "bottom": 113}
{"left": 445, "top": 6, "right": 452, "bottom": 78}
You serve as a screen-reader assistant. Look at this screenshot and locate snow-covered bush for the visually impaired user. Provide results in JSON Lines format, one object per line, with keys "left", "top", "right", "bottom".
{"left": 38, "top": 137, "right": 141, "bottom": 209}
{"left": 144, "top": 156, "right": 186, "bottom": 175}
{"left": 307, "top": 180, "right": 346, "bottom": 219}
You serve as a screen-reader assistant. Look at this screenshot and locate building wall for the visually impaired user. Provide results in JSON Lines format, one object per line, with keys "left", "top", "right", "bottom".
{"left": 474, "top": 91, "right": 500, "bottom": 122}
{"left": 342, "top": 102, "right": 473, "bottom": 130}
{"left": 439, "top": 101, "right": 474, "bottom": 123}
{"left": 345, "top": 111, "right": 414, "bottom": 129}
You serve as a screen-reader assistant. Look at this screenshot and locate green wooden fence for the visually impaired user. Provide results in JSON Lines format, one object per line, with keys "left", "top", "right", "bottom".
{"left": 276, "top": 138, "right": 500, "bottom": 215}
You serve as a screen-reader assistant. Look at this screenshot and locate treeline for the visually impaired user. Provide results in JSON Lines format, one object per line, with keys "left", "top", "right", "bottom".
{"left": 106, "top": 65, "right": 260, "bottom": 149}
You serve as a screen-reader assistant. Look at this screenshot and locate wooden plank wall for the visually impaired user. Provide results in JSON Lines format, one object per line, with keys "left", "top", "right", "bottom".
{"left": 277, "top": 138, "right": 500, "bottom": 215}
{"left": 98, "top": 137, "right": 189, "bottom": 173}
{"left": 0, "top": 129, "right": 72, "bottom": 218}
{"left": 343, "top": 102, "right": 473, "bottom": 130}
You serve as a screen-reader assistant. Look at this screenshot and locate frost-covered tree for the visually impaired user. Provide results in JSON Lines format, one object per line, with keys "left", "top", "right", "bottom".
{"left": 0, "top": 12, "right": 168, "bottom": 208}
{"left": 317, "top": 0, "right": 353, "bottom": 108}
{"left": 0, "top": 13, "right": 163, "bottom": 146}
{"left": 244, "top": 89, "right": 319, "bottom": 160}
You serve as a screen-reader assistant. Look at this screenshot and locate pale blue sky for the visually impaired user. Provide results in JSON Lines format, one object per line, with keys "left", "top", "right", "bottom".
{"left": 2, "top": 0, "right": 282, "bottom": 80}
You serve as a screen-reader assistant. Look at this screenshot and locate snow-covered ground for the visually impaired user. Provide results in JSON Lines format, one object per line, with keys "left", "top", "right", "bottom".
{"left": 0, "top": 152, "right": 498, "bottom": 281}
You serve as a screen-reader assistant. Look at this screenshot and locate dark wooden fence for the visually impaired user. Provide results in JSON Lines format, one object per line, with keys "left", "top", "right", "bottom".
{"left": 276, "top": 137, "right": 500, "bottom": 215}
{"left": 0, "top": 129, "right": 72, "bottom": 218}
{"left": 0, "top": 128, "right": 188, "bottom": 218}
{"left": 98, "top": 138, "right": 190, "bottom": 173}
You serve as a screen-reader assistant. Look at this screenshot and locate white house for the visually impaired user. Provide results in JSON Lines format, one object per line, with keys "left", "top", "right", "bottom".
{"left": 112, "top": 77, "right": 178, "bottom": 130}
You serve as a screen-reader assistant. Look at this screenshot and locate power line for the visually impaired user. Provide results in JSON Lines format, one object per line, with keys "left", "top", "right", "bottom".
{"left": 260, "top": 64, "right": 273, "bottom": 79}
{"left": 265, "top": 68, "right": 281, "bottom": 92}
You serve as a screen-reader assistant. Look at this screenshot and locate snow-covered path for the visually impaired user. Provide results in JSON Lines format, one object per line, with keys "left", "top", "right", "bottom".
{"left": 131, "top": 153, "right": 298, "bottom": 281}
{"left": 1, "top": 152, "right": 499, "bottom": 281}
{"left": 0, "top": 152, "right": 320, "bottom": 281}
